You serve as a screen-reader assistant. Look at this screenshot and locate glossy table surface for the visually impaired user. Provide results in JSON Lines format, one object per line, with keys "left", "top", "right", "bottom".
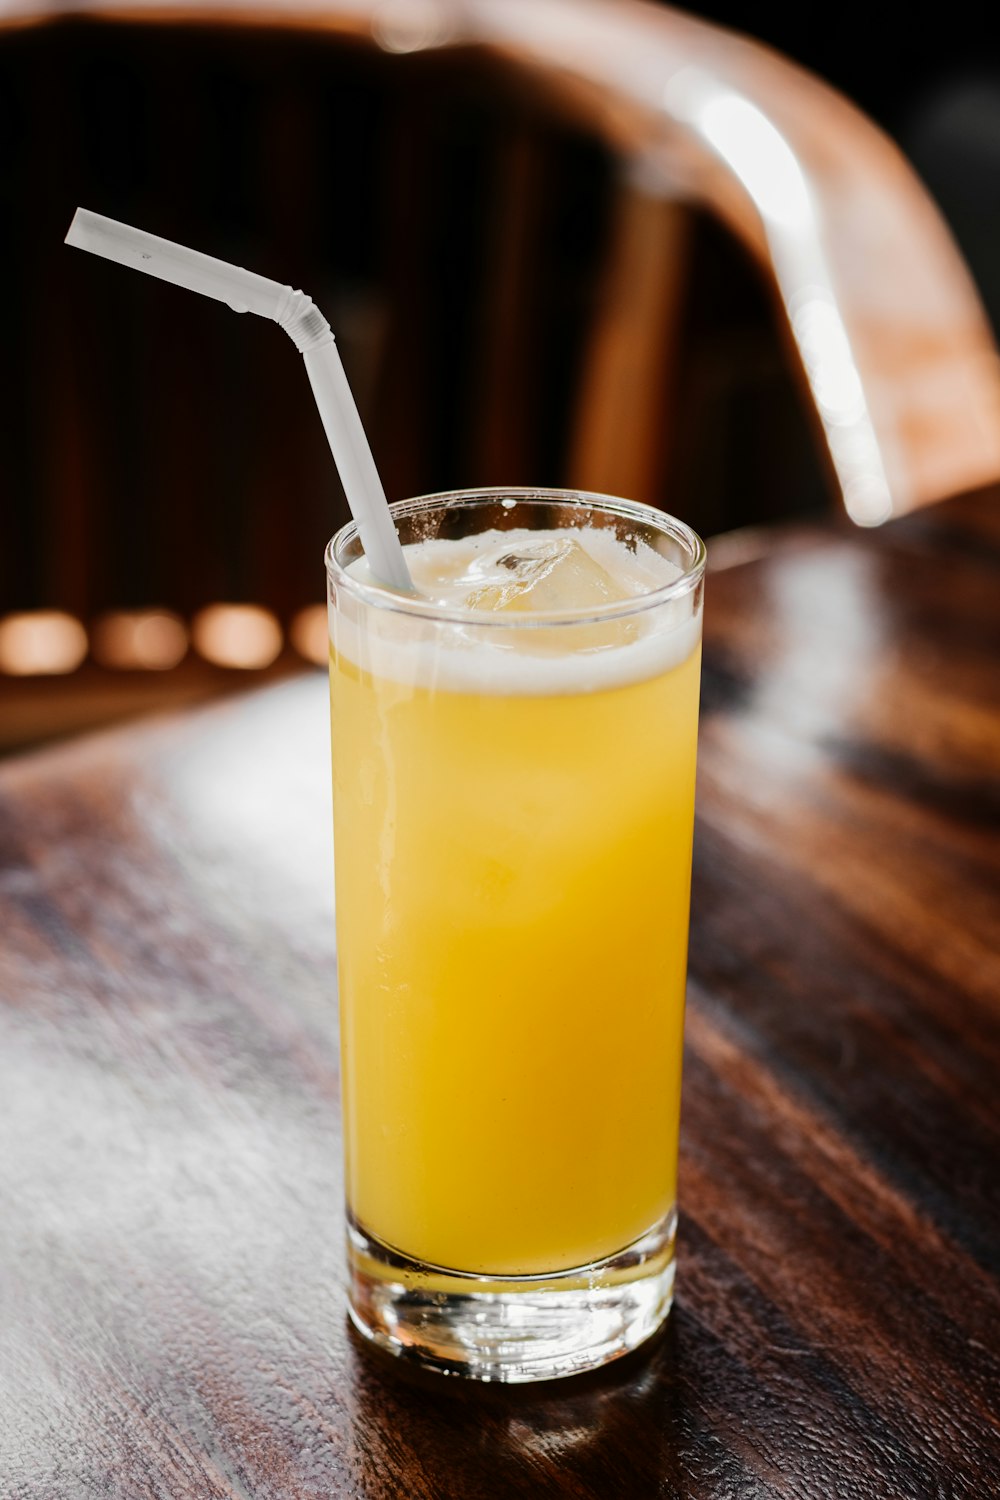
{"left": 2, "top": 492, "right": 999, "bottom": 1498}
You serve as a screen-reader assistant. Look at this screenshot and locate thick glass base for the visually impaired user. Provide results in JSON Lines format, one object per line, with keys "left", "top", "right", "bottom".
{"left": 346, "top": 1208, "right": 676, "bottom": 1383}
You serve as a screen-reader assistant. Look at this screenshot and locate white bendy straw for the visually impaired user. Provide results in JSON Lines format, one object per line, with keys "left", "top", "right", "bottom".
{"left": 65, "top": 207, "right": 414, "bottom": 593}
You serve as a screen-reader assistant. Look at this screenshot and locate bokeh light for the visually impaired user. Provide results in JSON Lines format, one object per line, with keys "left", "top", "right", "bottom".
{"left": 192, "top": 605, "right": 283, "bottom": 670}
{"left": 0, "top": 612, "right": 88, "bottom": 675}
{"left": 290, "top": 605, "right": 329, "bottom": 667}
{"left": 92, "top": 610, "right": 188, "bottom": 670}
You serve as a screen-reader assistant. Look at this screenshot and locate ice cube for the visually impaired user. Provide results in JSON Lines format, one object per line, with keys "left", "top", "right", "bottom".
{"left": 466, "top": 537, "right": 630, "bottom": 614}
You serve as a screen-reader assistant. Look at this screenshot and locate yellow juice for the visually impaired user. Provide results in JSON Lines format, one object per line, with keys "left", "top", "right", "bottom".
{"left": 330, "top": 554, "right": 701, "bottom": 1275}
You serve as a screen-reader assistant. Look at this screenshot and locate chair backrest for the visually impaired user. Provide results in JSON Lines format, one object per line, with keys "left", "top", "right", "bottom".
{"left": 457, "top": 0, "right": 1000, "bottom": 527}
{"left": 3, "top": 0, "right": 997, "bottom": 635}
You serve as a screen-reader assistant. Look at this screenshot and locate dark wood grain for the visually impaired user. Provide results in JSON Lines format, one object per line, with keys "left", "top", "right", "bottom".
{"left": 2, "top": 491, "right": 999, "bottom": 1498}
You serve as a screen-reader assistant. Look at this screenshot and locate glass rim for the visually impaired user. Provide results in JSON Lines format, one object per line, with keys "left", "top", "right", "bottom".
{"left": 324, "top": 488, "right": 706, "bottom": 628}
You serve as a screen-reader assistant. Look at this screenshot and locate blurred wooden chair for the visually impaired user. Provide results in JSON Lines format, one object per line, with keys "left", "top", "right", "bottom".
{"left": 2, "top": 0, "right": 998, "bottom": 745}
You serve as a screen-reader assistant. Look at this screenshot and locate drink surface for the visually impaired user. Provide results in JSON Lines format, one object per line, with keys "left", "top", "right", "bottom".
{"left": 329, "top": 527, "right": 701, "bottom": 1275}
{"left": 373, "top": 525, "right": 681, "bottom": 611}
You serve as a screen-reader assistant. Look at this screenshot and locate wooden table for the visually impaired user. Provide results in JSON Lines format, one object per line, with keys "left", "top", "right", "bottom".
{"left": 2, "top": 492, "right": 999, "bottom": 1498}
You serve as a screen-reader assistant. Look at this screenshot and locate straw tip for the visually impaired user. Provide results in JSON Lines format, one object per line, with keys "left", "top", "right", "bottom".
{"left": 64, "top": 207, "right": 90, "bottom": 248}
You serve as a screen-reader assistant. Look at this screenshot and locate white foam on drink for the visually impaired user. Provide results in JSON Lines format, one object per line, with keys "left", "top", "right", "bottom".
{"left": 332, "top": 527, "right": 702, "bottom": 696}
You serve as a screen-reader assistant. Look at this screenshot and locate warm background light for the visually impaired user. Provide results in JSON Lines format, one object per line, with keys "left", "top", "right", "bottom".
{"left": 0, "top": 612, "right": 88, "bottom": 675}
{"left": 290, "top": 604, "right": 329, "bottom": 666}
{"left": 92, "top": 610, "right": 188, "bottom": 670}
{"left": 192, "top": 605, "right": 283, "bottom": 670}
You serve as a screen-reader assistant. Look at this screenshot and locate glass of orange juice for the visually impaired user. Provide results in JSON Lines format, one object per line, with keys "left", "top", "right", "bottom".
{"left": 325, "top": 488, "right": 704, "bottom": 1382}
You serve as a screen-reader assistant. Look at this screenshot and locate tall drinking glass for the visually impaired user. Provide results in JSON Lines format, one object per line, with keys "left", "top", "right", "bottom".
{"left": 326, "top": 489, "right": 705, "bottom": 1382}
